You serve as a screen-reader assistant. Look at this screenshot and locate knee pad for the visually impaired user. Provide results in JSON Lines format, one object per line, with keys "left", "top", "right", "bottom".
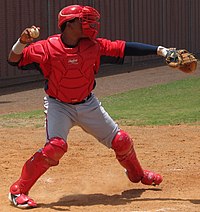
{"left": 111, "top": 130, "right": 133, "bottom": 160}
{"left": 42, "top": 137, "right": 68, "bottom": 166}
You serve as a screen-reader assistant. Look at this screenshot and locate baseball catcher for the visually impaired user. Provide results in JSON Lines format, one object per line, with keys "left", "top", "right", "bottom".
{"left": 7, "top": 4, "right": 196, "bottom": 209}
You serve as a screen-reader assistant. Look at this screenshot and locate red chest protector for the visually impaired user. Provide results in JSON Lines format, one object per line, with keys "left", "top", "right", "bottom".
{"left": 43, "top": 35, "right": 100, "bottom": 103}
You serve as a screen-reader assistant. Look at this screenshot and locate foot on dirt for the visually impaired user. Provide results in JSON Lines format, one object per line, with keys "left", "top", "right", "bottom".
{"left": 8, "top": 192, "right": 37, "bottom": 209}
{"left": 141, "top": 170, "right": 163, "bottom": 186}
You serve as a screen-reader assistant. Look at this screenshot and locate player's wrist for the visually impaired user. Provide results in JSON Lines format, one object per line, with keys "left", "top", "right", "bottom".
{"left": 157, "top": 46, "right": 169, "bottom": 57}
{"left": 11, "top": 38, "right": 27, "bottom": 54}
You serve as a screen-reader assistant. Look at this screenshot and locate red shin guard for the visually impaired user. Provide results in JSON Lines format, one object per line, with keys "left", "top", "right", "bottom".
{"left": 112, "top": 130, "right": 144, "bottom": 183}
{"left": 10, "top": 137, "right": 67, "bottom": 195}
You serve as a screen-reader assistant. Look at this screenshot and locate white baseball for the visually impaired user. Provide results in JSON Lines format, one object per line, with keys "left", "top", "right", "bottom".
{"left": 30, "top": 28, "right": 40, "bottom": 38}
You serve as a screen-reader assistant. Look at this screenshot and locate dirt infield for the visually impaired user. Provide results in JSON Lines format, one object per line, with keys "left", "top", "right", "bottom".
{"left": 0, "top": 65, "right": 200, "bottom": 211}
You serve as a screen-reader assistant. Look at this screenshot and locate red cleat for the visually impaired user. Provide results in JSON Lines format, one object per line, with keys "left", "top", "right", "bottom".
{"left": 8, "top": 192, "right": 37, "bottom": 209}
{"left": 141, "top": 170, "right": 163, "bottom": 186}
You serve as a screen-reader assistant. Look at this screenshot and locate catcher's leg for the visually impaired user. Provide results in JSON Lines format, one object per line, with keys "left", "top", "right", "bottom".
{"left": 9, "top": 137, "right": 67, "bottom": 208}
{"left": 111, "top": 130, "right": 162, "bottom": 185}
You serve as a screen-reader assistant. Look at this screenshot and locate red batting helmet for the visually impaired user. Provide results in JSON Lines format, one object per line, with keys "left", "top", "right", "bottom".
{"left": 58, "top": 5, "right": 100, "bottom": 39}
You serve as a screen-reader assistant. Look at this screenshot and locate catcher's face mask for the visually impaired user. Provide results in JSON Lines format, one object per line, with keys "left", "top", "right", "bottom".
{"left": 58, "top": 5, "right": 100, "bottom": 39}
{"left": 80, "top": 6, "right": 100, "bottom": 39}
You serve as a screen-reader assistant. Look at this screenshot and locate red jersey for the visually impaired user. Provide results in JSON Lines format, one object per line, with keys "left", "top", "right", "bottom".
{"left": 19, "top": 34, "right": 125, "bottom": 103}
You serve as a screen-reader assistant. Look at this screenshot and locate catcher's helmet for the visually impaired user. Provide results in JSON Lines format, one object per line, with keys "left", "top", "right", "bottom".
{"left": 58, "top": 5, "right": 100, "bottom": 39}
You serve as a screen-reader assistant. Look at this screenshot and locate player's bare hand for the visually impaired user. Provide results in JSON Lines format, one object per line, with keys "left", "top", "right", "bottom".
{"left": 20, "top": 26, "right": 40, "bottom": 44}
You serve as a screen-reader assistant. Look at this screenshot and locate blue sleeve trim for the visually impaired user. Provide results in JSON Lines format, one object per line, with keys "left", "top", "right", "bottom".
{"left": 124, "top": 42, "right": 158, "bottom": 56}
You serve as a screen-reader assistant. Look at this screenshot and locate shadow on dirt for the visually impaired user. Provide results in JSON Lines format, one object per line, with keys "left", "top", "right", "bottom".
{"left": 39, "top": 188, "right": 161, "bottom": 210}
{"left": 0, "top": 101, "right": 14, "bottom": 104}
{"left": 39, "top": 187, "right": 200, "bottom": 210}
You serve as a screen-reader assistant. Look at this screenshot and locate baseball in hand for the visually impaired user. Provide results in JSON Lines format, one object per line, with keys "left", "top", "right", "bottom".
{"left": 30, "top": 28, "right": 40, "bottom": 38}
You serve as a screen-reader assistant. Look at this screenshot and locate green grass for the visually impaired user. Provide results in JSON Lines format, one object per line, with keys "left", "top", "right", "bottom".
{"left": 1, "top": 110, "right": 43, "bottom": 119}
{"left": 101, "top": 77, "right": 200, "bottom": 126}
{"left": 0, "top": 77, "right": 199, "bottom": 127}
{"left": 0, "top": 110, "right": 44, "bottom": 128}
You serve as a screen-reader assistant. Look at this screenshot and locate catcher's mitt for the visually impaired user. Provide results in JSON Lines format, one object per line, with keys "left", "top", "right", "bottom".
{"left": 166, "top": 49, "right": 197, "bottom": 73}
